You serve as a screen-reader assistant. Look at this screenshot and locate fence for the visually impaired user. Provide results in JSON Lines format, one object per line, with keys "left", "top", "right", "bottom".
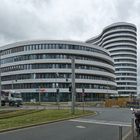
{"left": 105, "top": 98, "right": 129, "bottom": 107}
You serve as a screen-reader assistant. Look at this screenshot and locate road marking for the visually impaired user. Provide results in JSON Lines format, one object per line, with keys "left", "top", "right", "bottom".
{"left": 122, "top": 129, "right": 132, "bottom": 140}
{"left": 76, "top": 126, "right": 86, "bottom": 129}
{"left": 69, "top": 119, "right": 131, "bottom": 127}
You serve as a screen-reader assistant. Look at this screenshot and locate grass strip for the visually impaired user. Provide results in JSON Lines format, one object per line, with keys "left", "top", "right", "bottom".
{"left": 0, "top": 109, "right": 94, "bottom": 131}
{"left": 0, "top": 110, "right": 43, "bottom": 119}
{"left": 0, "top": 110, "right": 15, "bottom": 115}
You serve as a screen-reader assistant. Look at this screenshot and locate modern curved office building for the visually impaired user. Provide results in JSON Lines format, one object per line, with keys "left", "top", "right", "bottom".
{"left": 86, "top": 22, "right": 137, "bottom": 96}
{"left": 0, "top": 40, "right": 117, "bottom": 101}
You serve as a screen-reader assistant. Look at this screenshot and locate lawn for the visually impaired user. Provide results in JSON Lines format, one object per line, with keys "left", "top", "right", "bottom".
{"left": 0, "top": 109, "right": 94, "bottom": 131}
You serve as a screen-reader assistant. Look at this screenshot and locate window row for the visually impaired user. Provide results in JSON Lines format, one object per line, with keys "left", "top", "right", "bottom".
{"left": 1, "top": 46, "right": 24, "bottom": 55}
{"left": 115, "top": 63, "right": 137, "bottom": 67}
{"left": 116, "top": 73, "right": 137, "bottom": 76}
{"left": 91, "top": 30, "right": 137, "bottom": 43}
{"left": 118, "top": 92, "right": 136, "bottom": 94}
{"left": 103, "top": 40, "right": 137, "bottom": 47}
{"left": 106, "top": 45, "right": 136, "bottom": 50}
{"left": 1, "top": 73, "right": 115, "bottom": 82}
{"left": 103, "top": 31, "right": 137, "bottom": 39}
{"left": 1, "top": 53, "right": 111, "bottom": 65}
{"left": 1, "top": 63, "right": 111, "bottom": 73}
{"left": 114, "top": 59, "right": 136, "bottom": 63}
{"left": 104, "top": 25, "right": 137, "bottom": 33}
{"left": 2, "top": 83, "right": 116, "bottom": 90}
{"left": 113, "top": 54, "right": 136, "bottom": 59}
{"left": 103, "top": 35, "right": 136, "bottom": 43}
{"left": 115, "top": 68, "right": 136, "bottom": 72}
{"left": 22, "top": 92, "right": 107, "bottom": 102}
{"left": 117, "top": 87, "right": 137, "bottom": 90}
{"left": 110, "top": 50, "right": 136, "bottom": 54}
{"left": 116, "top": 77, "right": 136, "bottom": 81}
{"left": 1, "top": 43, "right": 108, "bottom": 56}
{"left": 117, "top": 82, "right": 137, "bottom": 85}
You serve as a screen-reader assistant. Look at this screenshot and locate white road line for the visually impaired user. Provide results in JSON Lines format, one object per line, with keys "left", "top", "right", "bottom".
{"left": 122, "top": 129, "right": 132, "bottom": 140}
{"left": 76, "top": 126, "right": 86, "bottom": 129}
{"left": 69, "top": 119, "right": 131, "bottom": 127}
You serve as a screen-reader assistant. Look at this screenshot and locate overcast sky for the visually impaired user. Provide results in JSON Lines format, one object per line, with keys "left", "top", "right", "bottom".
{"left": 0, "top": 0, "right": 139, "bottom": 84}
{"left": 0, "top": 0, "right": 139, "bottom": 44}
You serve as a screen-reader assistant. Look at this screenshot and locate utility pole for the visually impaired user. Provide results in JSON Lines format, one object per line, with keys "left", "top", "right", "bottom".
{"left": 71, "top": 57, "right": 75, "bottom": 115}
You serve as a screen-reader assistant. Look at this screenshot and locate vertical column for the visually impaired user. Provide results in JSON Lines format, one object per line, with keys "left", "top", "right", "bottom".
{"left": 71, "top": 57, "right": 75, "bottom": 115}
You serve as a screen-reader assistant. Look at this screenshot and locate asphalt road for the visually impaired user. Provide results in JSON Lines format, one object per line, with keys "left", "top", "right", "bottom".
{"left": 0, "top": 107, "right": 133, "bottom": 140}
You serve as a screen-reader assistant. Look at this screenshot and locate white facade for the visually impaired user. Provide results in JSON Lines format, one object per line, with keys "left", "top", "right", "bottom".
{"left": 0, "top": 40, "right": 117, "bottom": 101}
{"left": 86, "top": 22, "right": 137, "bottom": 97}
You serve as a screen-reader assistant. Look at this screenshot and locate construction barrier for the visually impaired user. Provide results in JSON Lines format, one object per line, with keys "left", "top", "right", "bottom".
{"left": 105, "top": 98, "right": 129, "bottom": 107}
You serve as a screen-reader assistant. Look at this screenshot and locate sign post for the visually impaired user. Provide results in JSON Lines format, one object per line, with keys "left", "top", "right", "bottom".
{"left": 36, "top": 88, "right": 46, "bottom": 105}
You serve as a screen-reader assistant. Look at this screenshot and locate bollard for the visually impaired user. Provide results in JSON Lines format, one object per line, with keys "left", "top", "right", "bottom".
{"left": 119, "top": 126, "right": 122, "bottom": 140}
{"left": 131, "top": 118, "right": 134, "bottom": 140}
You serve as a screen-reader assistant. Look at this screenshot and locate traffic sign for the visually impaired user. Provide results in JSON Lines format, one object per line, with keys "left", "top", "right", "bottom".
{"left": 36, "top": 88, "right": 47, "bottom": 92}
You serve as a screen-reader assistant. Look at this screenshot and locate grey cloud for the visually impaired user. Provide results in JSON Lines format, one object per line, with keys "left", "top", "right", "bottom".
{"left": 0, "top": 2, "right": 36, "bottom": 39}
{"left": 0, "top": 0, "right": 139, "bottom": 45}
{"left": 0, "top": 0, "right": 54, "bottom": 44}
{"left": 115, "top": 0, "right": 136, "bottom": 20}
